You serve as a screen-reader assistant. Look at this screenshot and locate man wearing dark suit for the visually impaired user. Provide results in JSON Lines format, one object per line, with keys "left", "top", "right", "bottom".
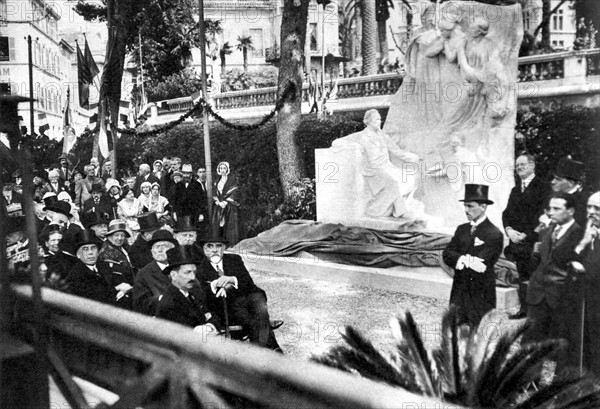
{"left": 47, "top": 169, "right": 66, "bottom": 195}
{"left": 155, "top": 245, "right": 220, "bottom": 333}
{"left": 551, "top": 157, "right": 588, "bottom": 227}
{"left": 134, "top": 163, "right": 160, "bottom": 197}
{"left": 525, "top": 193, "right": 583, "bottom": 372}
{"left": 58, "top": 154, "right": 72, "bottom": 182}
{"left": 129, "top": 212, "right": 163, "bottom": 271}
{"left": 443, "top": 184, "right": 504, "bottom": 327}
{"left": 172, "top": 164, "right": 206, "bottom": 228}
{"left": 81, "top": 183, "right": 112, "bottom": 219}
{"left": 133, "top": 230, "right": 178, "bottom": 315}
{"left": 503, "top": 154, "right": 551, "bottom": 319}
{"left": 197, "top": 234, "right": 282, "bottom": 351}
{"left": 571, "top": 191, "right": 600, "bottom": 376}
{"left": 64, "top": 229, "right": 132, "bottom": 307}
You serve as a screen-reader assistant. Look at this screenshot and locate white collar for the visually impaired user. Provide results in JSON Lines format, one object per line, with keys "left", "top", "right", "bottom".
{"left": 568, "top": 186, "right": 582, "bottom": 194}
{"left": 470, "top": 215, "right": 487, "bottom": 227}
{"left": 556, "top": 219, "right": 575, "bottom": 238}
{"left": 211, "top": 260, "right": 224, "bottom": 273}
{"left": 156, "top": 261, "right": 168, "bottom": 270}
{"left": 521, "top": 173, "right": 535, "bottom": 186}
{"left": 178, "top": 288, "right": 189, "bottom": 297}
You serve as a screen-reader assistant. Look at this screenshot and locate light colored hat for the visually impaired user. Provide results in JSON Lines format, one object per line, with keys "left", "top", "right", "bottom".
{"left": 181, "top": 164, "right": 193, "bottom": 173}
{"left": 140, "top": 181, "right": 152, "bottom": 190}
{"left": 106, "top": 219, "right": 131, "bottom": 237}
{"left": 105, "top": 178, "right": 120, "bottom": 191}
{"left": 153, "top": 159, "right": 163, "bottom": 166}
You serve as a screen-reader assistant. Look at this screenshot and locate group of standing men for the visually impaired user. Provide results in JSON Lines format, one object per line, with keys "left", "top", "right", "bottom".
{"left": 444, "top": 155, "right": 600, "bottom": 377}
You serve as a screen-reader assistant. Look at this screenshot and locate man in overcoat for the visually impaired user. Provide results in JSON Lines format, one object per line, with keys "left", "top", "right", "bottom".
{"left": 443, "top": 184, "right": 504, "bottom": 327}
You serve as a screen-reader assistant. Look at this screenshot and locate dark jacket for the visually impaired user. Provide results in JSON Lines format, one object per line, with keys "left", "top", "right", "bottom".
{"left": 65, "top": 260, "right": 120, "bottom": 306}
{"left": 81, "top": 195, "right": 113, "bottom": 219}
{"left": 172, "top": 180, "right": 206, "bottom": 224}
{"left": 128, "top": 235, "right": 154, "bottom": 271}
{"left": 155, "top": 284, "right": 218, "bottom": 329}
{"left": 133, "top": 260, "right": 171, "bottom": 315}
{"left": 443, "top": 217, "right": 504, "bottom": 326}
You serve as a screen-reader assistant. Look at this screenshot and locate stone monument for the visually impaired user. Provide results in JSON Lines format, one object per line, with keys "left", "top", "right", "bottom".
{"left": 316, "top": 1, "right": 523, "bottom": 230}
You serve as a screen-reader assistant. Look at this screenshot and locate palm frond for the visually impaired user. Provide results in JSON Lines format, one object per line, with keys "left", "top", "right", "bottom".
{"left": 432, "top": 307, "right": 465, "bottom": 398}
{"left": 464, "top": 310, "right": 507, "bottom": 386}
{"left": 517, "top": 374, "right": 600, "bottom": 409}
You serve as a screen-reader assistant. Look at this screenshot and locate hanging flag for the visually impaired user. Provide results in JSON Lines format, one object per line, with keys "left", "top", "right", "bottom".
{"left": 118, "top": 100, "right": 131, "bottom": 127}
{"left": 84, "top": 38, "right": 100, "bottom": 79}
{"left": 62, "top": 87, "right": 77, "bottom": 154}
{"left": 37, "top": 112, "right": 49, "bottom": 135}
{"left": 98, "top": 116, "right": 109, "bottom": 159}
{"left": 77, "top": 41, "right": 90, "bottom": 109}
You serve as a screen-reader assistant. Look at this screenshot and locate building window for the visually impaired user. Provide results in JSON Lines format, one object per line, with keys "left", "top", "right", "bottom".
{"left": 524, "top": 11, "right": 531, "bottom": 31}
{"left": 558, "top": 9, "right": 563, "bottom": 31}
{"left": 0, "top": 36, "right": 14, "bottom": 61}
{"left": 309, "top": 23, "right": 318, "bottom": 51}
{"left": 249, "top": 28, "right": 263, "bottom": 58}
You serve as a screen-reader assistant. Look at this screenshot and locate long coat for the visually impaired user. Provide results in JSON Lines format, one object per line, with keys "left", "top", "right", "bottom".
{"left": 172, "top": 180, "right": 205, "bottom": 226}
{"left": 210, "top": 176, "right": 241, "bottom": 245}
{"left": 128, "top": 235, "right": 154, "bottom": 271}
{"left": 65, "top": 260, "right": 120, "bottom": 306}
{"left": 155, "top": 284, "right": 218, "bottom": 329}
{"left": 442, "top": 217, "right": 504, "bottom": 326}
{"left": 133, "top": 260, "right": 171, "bottom": 316}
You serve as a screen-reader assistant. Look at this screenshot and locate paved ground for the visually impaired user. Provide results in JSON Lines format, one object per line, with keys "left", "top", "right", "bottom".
{"left": 250, "top": 268, "right": 449, "bottom": 360}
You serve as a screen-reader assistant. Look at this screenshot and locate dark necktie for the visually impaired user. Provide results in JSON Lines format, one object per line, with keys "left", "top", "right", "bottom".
{"left": 187, "top": 293, "right": 197, "bottom": 305}
{"left": 552, "top": 225, "right": 562, "bottom": 246}
{"left": 216, "top": 266, "right": 224, "bottom": 276}
{"left": 470, "top": 224, "right": 476, "bottom": 235}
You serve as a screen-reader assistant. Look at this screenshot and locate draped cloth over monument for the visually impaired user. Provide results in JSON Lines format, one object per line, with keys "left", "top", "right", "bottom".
{"left": 237, "top": 220, "right": 517, "bottom": 287}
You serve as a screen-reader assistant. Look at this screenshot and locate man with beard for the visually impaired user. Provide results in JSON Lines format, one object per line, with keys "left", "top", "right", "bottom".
{"left": 155, "top": 245, "right": 219, "bottom": 334}
{"left": 134, "top": 164, "right": 159, "bottom": 197}
{"left": 172, "top": 164, "right": 204, "bottom": 228}
{"left": 133, "top": 230, "right": 179, "bottom": 315}
{"left": 197, "top": 233, "right": 282, "bottom": 351}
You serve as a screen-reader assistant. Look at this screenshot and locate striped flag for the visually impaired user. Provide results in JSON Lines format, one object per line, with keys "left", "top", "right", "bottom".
{"left": 77, "top": 42, "right": 90, "bottom": 109}
{"left": 62, "top": 87, "right": 77, "bottom": 154}
{"left": 98, "top": 116, "right": 109, "bottom": 159}
{"left": 84, "top": 38, "right": 100, "bottom": 79}
{"left": 37, "top": 112, "right": 49, "bottom": 135}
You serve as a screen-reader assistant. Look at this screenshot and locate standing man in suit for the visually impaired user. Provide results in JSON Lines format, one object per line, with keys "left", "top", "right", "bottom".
{"left": 525, "top": 193, "right": 583, "bottom": 372}
{"left": 503, "top": 154, "right": 551, "bottom": 319}
{"left": 172, "top": 164, "right": 205, "bottom": 228}
{"left": 47, "top": 170, "right": 66, "bottom": 195}
{"left": 551, "top": 157, "right": 588, "bottom": 226}
{"left": 133, "top": 230, "right": 179, "bottom": 315}
{"left": 197, "top": 233, "right": 282, "bottom": 351}
{"left": 443, "top": 184, "right": 504, "bottom": 327}
{"left": 572, "top": 191, "right": 600, "bottom": 376}
{"left": 155, "top": 245, "right": 220, "bottom": 333}
{"left": 58, "top": 154, "right": 72, "bottom": 182}
{"left": 81, "top": 183, "right": 112, "bottom": 218}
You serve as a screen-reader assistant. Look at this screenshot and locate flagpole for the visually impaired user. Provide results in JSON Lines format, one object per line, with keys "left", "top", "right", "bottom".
{"left": 138, "top": 33, "right": 146, "bottom": 108}
{"left": 198, "top": 0, "right": 213, "bottom": 220}
{"left": 27, "top": 35, "right": 35, "bottom": 135}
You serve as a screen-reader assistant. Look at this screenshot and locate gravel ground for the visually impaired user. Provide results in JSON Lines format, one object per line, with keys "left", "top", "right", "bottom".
{"left": 249, "top": 268, "right": 449, "bottom": 360}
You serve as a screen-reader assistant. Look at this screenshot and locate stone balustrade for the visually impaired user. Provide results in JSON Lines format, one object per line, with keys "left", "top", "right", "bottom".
{"left": 143, "top": 49, "right": 599, "bottom": 124}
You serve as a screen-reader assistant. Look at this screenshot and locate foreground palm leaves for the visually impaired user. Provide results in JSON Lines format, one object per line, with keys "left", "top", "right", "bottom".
{"left": 313, "top": 308, "right": 600, "bottom": 408}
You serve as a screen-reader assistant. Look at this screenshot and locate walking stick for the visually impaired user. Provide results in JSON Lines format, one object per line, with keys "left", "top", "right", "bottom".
{"left": 222, "top": 295, "right": 230, "bottom": 339}
{"left": 570, "top": 260, "right": 587, "bottom": 377}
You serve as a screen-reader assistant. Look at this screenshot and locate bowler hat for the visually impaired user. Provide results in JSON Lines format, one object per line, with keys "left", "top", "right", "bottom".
{"left": 174, "top": 215, "right": 196, "bottom": 232}
{"left": 554, "top": 157, "right": 584, "bottom": 182}
{"left": 164, "top": 245, "right": 203, "bottom": 274}
{"left": 81, "top": 211, "right": 108, "bottom": 228}
{"left": 44, "top": 201, "right": 73, "bottom": 218}
{"left": 42, "top": 192, "right": 59, "bottom": 210}
{"left": 75, "top": 229, "right": 99, "bottom": 250}
{"left": 106, "top": 219, "right": 130, "bottom": 237}
{"left": 459, "top": 184, "right": 494, "bottom": 205}
{"left": 197, "top": 231, "right": 229, "bottom": 246}
{"left": 137, "top": 212, "right": 161, "bottom": 232}
{"left": 148, "top": 229, "right": 179, "bottom": 247}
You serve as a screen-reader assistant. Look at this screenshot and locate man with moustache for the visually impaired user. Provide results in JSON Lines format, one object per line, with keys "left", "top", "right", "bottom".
{"left": 550, "top": 157, "right": 588, "bottom": 226}
{"left": 443, "top": 184, "right": 504, "bottom": 327}
{"left": 197, "top": 233, "right": 282, "bottom": 351}
{"left": 571, "top": 192, "right": 600, "bottom": 376}
{"left": 525, "top": 193, "right": 583, "bottom": 372}
{"left": 503, "top": 154, "right": 550, "bottom": 319}
{"left": 133, "top": 230, "right": 179, "bottom": 315}
{"left": 172, "top": 164, "right": 204, "bottom": 227}
{"left": 155, "top": 245, "right": 219, "bottom": 333}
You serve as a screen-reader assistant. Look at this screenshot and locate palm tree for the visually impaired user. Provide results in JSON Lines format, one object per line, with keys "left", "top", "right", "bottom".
{"left": 360, "top": 0, "right": 377, "bottom": 75}
{"left": 375, "top": 0, "right": 394, "bottom": 62}
{"left": 236, "top": 36, "right": 254, "bottom": 74}
{"left": 313, "top": 308, "right": 600, "bottom": 408}
{"left": 219, "top": 42, "right": 233, "bottom": 76}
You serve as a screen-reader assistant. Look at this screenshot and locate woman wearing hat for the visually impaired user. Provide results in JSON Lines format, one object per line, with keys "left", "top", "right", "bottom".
{"left": 141, "top": 182, "right": 172, "bottom": 225}
{"left": 98, "top": 219, "right": 135, "bottom": 306}
{"left": 210, "top": 161, "right": 242, "bottom": 246}
{"left": 117, "top": 186, "right": 141, "bottom": 240}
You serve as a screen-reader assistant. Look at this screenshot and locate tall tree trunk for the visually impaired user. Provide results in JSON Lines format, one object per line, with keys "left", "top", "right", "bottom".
{"left": 361, "top": 0, "right": 377, "bottom": 75}
{"left": 243, "top": 47, "right": 248, "bottom": 73}
{"left": 377, "top": 20, "right": 388, "bottom": 63}
{"left": 541, "top": 0, "right": 551, "bottom": 49}
{"left": 276, "top": 0, "right": 310, "bottom": 199}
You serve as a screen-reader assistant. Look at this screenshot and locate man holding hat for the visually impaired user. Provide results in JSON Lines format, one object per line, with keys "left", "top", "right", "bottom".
{"left": 172, "top": 164, "right": 206, "bottom": 229}
{"left": 129, "top": 212, "right": 163, "bottom": 270}
{"left": 197, "top": 233, "right": 282, "bottom": 351}
{"left": 65, "top": 229, "right": 131, "bottom": 307}
{"left": 443, "top": 184, "right": 504, "bottom": 327}
{"left": 155, "top": 245, "right": 220, "bottom": 334}
{"left": 133, "top": 230, "right": 179, "bottom": 315}
{"left": 551, "top": 156, "right": 588, "bottom": 226}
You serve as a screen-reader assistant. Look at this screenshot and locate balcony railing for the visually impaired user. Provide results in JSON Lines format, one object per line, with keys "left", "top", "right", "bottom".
{"left": 6, "top": 284, "right": 449, "bottom": 408}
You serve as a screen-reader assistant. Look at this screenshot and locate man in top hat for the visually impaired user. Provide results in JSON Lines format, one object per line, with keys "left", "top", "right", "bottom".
{"left": 572, "top": 191, "right": 600, "bottom": 376}
{"left": 133, "top": 230, "right": 179, "bottom": 315}
{"left": 173, "top": 215, "right": 199, "bottom": 246}
{"left": 502, "top": 154, "right": 551, "bottom": 319}
{"left": 442, "top": 184, "right": 504, "bottom": 327}
{"left": 81, "top": 211, "right": 109, "bottom": 248}
{"left": 155, "top": 245, "right": 220, "bottom": 333}
{"left": 172, "top": 164, "right": 205, "bottom": 228}
{"left": 525, "top": 192, "right": 584, "bottom": 372}
{"left": 197, "top": 233, "right": 282, "bottom": 351}
{"left": 551, "top": 157, "right": 588, "bottom": 226}
{"left": 81, "top": 182, "right": 112, "bottom": 218}
{"left": 129, "top": 212, "right": 163, "bottom": 270}
{"left": 64, "top": 229, "right": 131, "bottom": 307}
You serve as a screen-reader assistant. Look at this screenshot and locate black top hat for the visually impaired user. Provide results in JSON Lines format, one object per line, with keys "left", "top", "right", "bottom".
{"left": 75, "top": 229, "right": 99, "bottom": 251}
{"left": 44, "top": 201, "right": 73, "bottom": 218}
{"left": 148, "top": 229, "right": 179, "bottom": 247}
{"left": 164, "top": 245, "right": 203, "bottom": 274}
{"left": 42, "top": 193, "right": 59, "bottom": 210}
{"left": 197, "top": 231, "right": 229, "bottom": 246}
{"left": 81, "top": 211, "right": 109, "bottom": 228}
{"left": 137, "top": 212, "right": 161, "bottom": 232}
{"left": 554, "top": 157, "right": 584, "bottom": 182}
{"left": 459, "top": 184, "right": 494, "bottom": 205}
{"left": 173, "top": 215, "right": 196, "bottom": 232}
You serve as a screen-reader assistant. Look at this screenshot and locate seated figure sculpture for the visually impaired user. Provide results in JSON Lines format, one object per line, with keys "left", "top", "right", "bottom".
{"left": 331, "top": 109, "right": 423, "bottom": 219}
